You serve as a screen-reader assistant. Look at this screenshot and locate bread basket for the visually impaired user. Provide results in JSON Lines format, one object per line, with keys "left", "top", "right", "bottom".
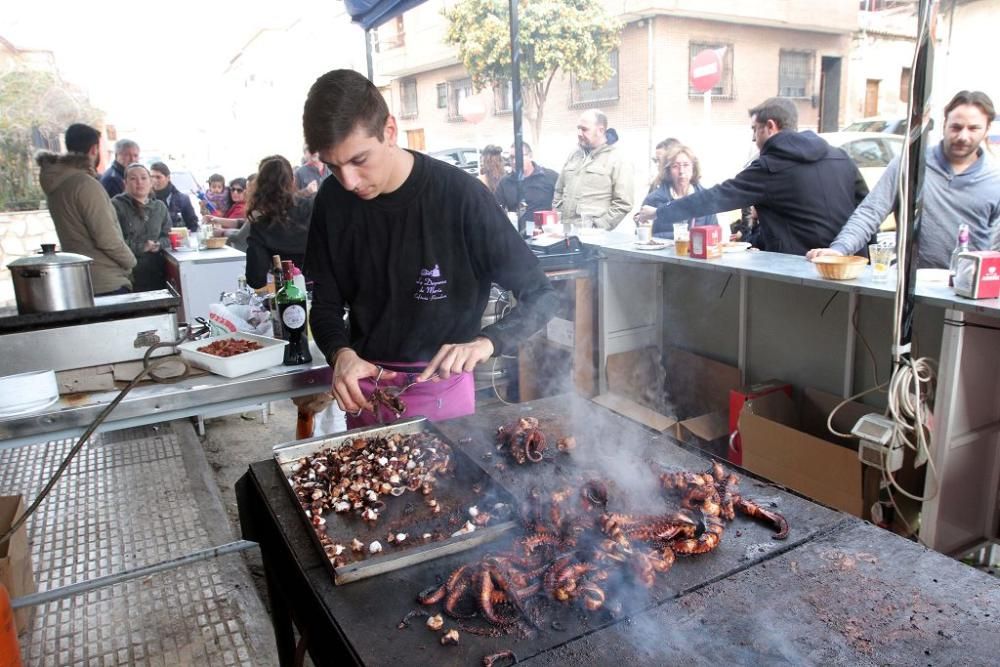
{"left": 812, "top": 255, "right": 868, "bottom": 280}
{"left": 204, "top": 237, "right": 228, "bottom": 249}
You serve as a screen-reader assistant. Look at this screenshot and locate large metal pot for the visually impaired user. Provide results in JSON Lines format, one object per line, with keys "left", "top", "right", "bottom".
{"left": 7, "top": 244, "right": 95, "bottom": 314}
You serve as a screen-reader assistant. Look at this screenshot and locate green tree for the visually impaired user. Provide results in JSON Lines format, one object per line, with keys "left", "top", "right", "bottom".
{"left": 0, "top": 68, "right": 102, "bottom": 211}
{"left": 443, "top": 0, "right": 621, "bottom": 146}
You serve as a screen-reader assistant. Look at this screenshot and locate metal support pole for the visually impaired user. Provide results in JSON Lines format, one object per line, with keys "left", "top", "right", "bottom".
{"left": 843, "top": 292, "right": 858, "bottom": 398}
{"left": 508, "top": 0, "right": 526, "bottom": 236}
{"left": 365, "top": 29, "right": 374, "bottom": 81}
{"left": 738, "top": 275, "right": 749, "bottom": 387}
{"left": 11, "top": 540, "right": 258, "bottom": 610}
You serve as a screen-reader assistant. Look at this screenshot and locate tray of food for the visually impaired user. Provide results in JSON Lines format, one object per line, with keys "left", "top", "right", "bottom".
{"left": 177, "top": 332, "right": 287, "bottom": 378}
{"left": 273, "top": 417, "right": 517, "bottom": 584}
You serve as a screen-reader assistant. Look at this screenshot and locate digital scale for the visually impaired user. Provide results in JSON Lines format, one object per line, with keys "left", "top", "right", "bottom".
{"left": 527, "top": 234, "right": 592, "bottom": 271}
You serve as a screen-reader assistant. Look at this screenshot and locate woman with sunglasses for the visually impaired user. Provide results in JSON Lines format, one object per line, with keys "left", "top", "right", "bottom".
{"left": 203, "top": 177, "right": 248, "bottom": 239}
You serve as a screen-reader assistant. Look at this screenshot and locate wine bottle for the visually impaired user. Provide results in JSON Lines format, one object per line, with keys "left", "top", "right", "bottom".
{"left": 269, "top": 256, "right": 285, "bottom": 338}
{"left": 278, "top": 260, "right": 312, "bottom": 365}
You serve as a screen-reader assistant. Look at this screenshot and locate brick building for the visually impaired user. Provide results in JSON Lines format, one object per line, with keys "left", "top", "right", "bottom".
{"left": 374, "top": 0, "right": 859, "bottom": 190}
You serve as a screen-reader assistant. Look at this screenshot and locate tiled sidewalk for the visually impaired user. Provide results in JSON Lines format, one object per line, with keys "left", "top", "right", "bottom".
{"left": 1, "top": 423, "right": 277, "bottom": 666}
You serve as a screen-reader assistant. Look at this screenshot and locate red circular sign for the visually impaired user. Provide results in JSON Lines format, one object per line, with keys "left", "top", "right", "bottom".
{"left": 690, "top": 49, "right": 722, "bottom": 93}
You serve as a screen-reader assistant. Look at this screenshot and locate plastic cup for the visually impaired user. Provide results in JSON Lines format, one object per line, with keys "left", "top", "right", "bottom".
{"left": 673, "top": 223, "right": 688, "bottom": 240}
{"left": 636, "top": 224, "right": 652, "bottom": 243}
{"left": 168, "top": 232, "right": 180, "bottom": 250}
{"left": 869, "top": 244, "right": 895, "bottom": 282}
{"left": 675, "top": 235, "right": 690, "bottom": 256}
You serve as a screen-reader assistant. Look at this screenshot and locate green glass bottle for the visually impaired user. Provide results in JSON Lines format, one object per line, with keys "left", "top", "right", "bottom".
{"left": 277, "top": 260, "right": 312, "bottom": 365}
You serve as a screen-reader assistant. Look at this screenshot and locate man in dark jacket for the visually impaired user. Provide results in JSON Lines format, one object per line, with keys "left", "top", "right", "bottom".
{"left": 636, "top": 98, "right": 869, "bottom": 255}
{"left": 494, "top": 142, "right": 557, "bottom": 225}
{"left": 100, "top": 138, "right": 140, "bottom": 198}
{"left": 150, "top": 162, "right": 199, "bottom": 231}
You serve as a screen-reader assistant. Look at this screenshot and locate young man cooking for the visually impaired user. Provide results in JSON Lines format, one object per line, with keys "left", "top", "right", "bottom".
{"left": 302, "top": 69, "right": 558, "bottom": 427}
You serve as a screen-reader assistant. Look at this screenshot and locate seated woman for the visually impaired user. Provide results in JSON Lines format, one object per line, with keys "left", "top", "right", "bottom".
{"left": 635, "top": 144, "right": 718, "bottom": 239}
{"left": 111, "top": 163, "right": 171, "bottom": 291}
{"left": 244, "top": 156, "right": 313, "bottom": 289}
{"left": 203, "top": 177, "right": 248, "bottom": 239}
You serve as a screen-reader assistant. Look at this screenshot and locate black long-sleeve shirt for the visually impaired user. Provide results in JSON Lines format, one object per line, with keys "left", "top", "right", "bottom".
{"left": 245, "top": 197, "right": 313, "bottom": 289}
{"left": 304, "top": 151, "right": 557, "bottom": 364}
{"left": 654, "top": 131, "right": 869, "bottom": 255}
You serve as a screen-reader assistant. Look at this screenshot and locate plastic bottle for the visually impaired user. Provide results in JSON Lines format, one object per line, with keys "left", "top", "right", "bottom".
{"left": 948, "top": 223, "right": 970, "bottom": 285}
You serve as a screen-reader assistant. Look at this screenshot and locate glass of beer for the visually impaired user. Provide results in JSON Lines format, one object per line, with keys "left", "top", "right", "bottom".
{"left": 674, "top": 223, "right": 690, "bottom": 256}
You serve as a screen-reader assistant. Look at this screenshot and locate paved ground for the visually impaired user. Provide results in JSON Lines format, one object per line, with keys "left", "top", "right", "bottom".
{"left": 3, "top": 422, "right": 279, "bottom": 666}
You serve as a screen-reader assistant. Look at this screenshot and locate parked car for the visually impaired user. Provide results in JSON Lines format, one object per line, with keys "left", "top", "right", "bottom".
{"left": 427, "top": 147, "right": 480, "bottom": 175}
{"left": 820, "top": 131, "right": 903, "bottom": 230}
{"left": 842, "top": 116, "right": 907, "bottom": 135}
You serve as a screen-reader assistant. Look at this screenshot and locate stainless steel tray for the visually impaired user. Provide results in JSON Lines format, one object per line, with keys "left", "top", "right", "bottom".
{"left": 273, "top": 417, "right": 516, "bottom": 584}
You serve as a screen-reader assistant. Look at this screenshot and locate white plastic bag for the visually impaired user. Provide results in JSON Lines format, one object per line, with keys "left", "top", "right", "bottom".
{"left": 208, "top": 303, "right": 273, "bottom": 337}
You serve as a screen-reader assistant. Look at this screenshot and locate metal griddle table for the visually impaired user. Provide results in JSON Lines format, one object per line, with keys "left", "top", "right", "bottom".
{"left": 236, "top": 396, "right": 1000, "bottom": 666}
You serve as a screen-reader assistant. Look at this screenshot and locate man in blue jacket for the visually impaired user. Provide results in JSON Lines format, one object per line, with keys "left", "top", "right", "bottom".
{"left": 100, "top": 139, "right": 140, "bottom": 198}
{"left": 635, "top": 97, "right": 868, "bottom": 255}
{"left": 808, "top": 90, "right": 1000, "bottom": 269}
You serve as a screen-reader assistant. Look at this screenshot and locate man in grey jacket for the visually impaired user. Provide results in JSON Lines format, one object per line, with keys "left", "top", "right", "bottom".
{"left": 808, "top": 90, "right": 1000, "bottom": 268}
{"left": 37, "top": 124, "right": 136, "bottom": 295}
{"left": 553, "top": 109, "right": 634, "bottom": 231}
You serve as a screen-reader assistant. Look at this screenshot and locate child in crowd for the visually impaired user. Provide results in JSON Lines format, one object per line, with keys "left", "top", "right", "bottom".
{"left": 201, "top": 173, "right": 228, "bottom": 215}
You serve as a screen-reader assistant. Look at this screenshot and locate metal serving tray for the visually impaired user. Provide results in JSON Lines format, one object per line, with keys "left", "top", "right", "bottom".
{"left": 273, "top": 417, "right": 516, "bottom": 584}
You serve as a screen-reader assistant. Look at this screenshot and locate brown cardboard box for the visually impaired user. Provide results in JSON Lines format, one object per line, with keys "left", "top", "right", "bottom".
{"left": 738, "top": 388, "right": 871, "bottom": 517}
{"left": 600, "top": 346, "right": 738, "bottom": 449}
{"left": 0, "top": 496, "right": 36, "bottom": 633}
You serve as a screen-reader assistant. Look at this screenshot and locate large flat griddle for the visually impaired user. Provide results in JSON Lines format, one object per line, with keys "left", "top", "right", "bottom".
{"left": 273, "top": 417, "right": 517, "bottom": 584}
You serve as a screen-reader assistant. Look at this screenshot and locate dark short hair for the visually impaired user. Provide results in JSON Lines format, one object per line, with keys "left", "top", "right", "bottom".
{"left": 229, "top": 177, "right": 247, "bottom": 190}
{"left": 656, "top": 137, "right": 680, "bottom": 152}
{"left": 65, "top": 123, "right": 101, "bottom": 154}
{"left": 303, "top": 69, "right": 389, "bottom": 153}
{"left": 510, "top": 141, "right": 533, "bottom": 155}
{"left": 944, "top": 90, "right": 995, "bottom": 122}
{"left": 150, "top": 161, "right": 170, "bottom": 177}
{"left": 748, "top": 97, "right": 799, "bottom": 131}
{"left": 208, "top": 173, "right": 225, "bottom": 185}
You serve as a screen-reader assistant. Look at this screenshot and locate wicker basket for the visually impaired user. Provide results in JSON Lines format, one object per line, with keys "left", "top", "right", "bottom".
{"left": 204, "top": 237, "right": 228, "bottom": 249}
{"left": 812, "top": 255, "right": 868, "bottom": 280}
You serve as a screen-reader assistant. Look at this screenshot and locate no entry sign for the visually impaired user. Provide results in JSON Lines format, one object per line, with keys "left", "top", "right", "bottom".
{"left": 690, "top": 49, "right": 723, "bottom": 93}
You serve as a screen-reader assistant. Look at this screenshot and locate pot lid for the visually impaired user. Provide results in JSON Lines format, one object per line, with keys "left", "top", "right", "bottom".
{"left": 7, "top": 244, "right": 92, "bottom": 268}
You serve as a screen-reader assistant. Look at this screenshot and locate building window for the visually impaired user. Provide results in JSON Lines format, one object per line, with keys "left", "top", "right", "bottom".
{"left": 899, "top": 67, "right": 911, "bottom": 103}
{"left": 447, "top": 78, "right": 473, "bottom": 121}
{"left": 778, "top": 50, "right": 814, "bottom": 99}
{"left": 687, "top": 42, "right": 734, "bottom": 98}
{"left": 571, "top": 50, "right": 619, "bottom": 105}
{"left": 436, "top": 83, "right": 447, "bottom": 109}
{"left": 494, "top": 81, "right": 513, "bottom": 114}
{"left": 400, "top": 78, "right": 418, "bottom": 119}
{"left": 376, "top": 15, "right": 405, "bottom": 52}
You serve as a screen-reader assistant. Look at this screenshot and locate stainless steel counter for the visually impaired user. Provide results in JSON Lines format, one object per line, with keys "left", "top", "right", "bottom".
{"left": 596, "top": 233, "right": 1000, "bottom": 318}
{"left": 0, "top": 353, "right": 332, "bottom": 450}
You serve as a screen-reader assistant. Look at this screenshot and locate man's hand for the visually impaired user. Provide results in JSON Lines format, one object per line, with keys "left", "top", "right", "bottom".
{"left": 330, "top": 348, "right": 396, "bottom": 414}
{"left": 634, "top": 205, "right": 657, "bottom": 224}
{"left": 420, "top": 337, "right": 494, "bottom": 381}
{"left": 144, "top": 239, "right": 158, "bottom": 252}
{"left": 805, "top": 248, "right": 844, "bottom": 261}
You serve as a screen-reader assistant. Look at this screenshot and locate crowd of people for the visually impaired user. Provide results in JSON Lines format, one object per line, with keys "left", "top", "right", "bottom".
{"left": 36, "top": 128, "right": 329, "bottom": 296}
{"left": 477, "top": 91, "right": 998, "bottom": 269}
{"left": 36, "top": 86, "right": 998, "bottom": 303}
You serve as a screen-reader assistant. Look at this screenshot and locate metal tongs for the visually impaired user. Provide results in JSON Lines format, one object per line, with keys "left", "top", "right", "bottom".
{"left": 354, "top": 367, "right": 439, "bottom": 424}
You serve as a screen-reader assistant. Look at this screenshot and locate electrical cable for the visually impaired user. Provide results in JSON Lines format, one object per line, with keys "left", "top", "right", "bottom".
{"left": 0, "top": 333, "right": 194, "bottom": 549}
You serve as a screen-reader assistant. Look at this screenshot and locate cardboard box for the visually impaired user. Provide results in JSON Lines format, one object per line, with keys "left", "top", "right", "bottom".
{"left": 738, "top": 388, "right": 872, "bottom": 517}
{"left": 690, "top": 225, "right": 722, "bottom": 259}
{"left": 0, "top": 496, "right": 36, "bottom": 633}
{"left": 728, "top": 380, "right": 793, "bottom": 465}
{"left": 601, "top": 345, "right": 739, "bottom": 454}
{"left": 546, "top": 317, "right": 575, "bottom": 348}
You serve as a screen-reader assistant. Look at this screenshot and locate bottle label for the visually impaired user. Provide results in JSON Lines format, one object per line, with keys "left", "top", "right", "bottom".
{"left": 282, "top": 304, "right": 306, "bottom": 330}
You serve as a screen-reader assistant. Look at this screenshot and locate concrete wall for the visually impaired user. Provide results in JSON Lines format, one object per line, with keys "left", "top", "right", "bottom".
{"left": 0, "top": 210, "right": 59, "bottom": 306}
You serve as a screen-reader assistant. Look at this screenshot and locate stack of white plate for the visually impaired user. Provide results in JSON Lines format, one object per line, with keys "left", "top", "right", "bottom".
{"left": 0, "top": 370, "right": 59, "bottom": 418}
